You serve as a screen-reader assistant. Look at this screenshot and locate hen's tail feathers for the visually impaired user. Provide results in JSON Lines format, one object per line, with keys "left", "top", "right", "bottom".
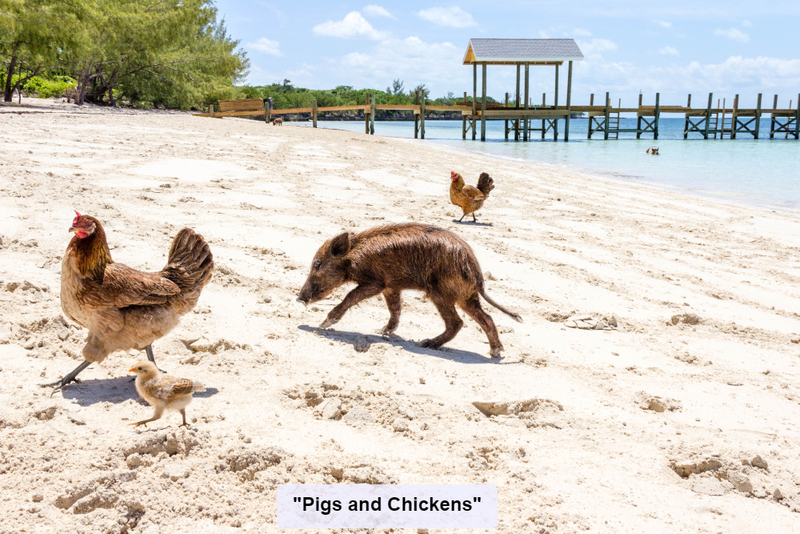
{"left": 162, "top": 228, "right": 214, "bottom": 315}
{"left": 479, "top": 288, "right": 523, "bottom": 323}
{"left": 476, "top": 172, "right": 495, "bottom": 197}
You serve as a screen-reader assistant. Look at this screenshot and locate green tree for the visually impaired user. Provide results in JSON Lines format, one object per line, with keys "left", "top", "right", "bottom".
{"left": 0, "top": 0, "right": 77, "bottom": 102}
{"left": 62, "top": 0, "right": 247, "bottom": 108}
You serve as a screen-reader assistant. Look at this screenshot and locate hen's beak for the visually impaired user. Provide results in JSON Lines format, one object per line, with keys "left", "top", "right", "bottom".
{"left": 69, "top": 226, "right": 78, "bottom": 233}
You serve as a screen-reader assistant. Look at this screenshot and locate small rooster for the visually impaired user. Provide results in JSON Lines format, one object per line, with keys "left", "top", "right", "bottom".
{"left": 449, "top": 171, "right": 495, "bottom": 223}
{"left": 43, "top": 212, "right": 214, "bottom": 389}
{"left": 129, "top": 361, "right": 205, "bottom": 427}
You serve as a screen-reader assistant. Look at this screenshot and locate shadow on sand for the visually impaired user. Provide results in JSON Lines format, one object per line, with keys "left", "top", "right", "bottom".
{"left": 57, "top": 375, "right": 220, "bottom": 404}
{"left": 452, "top": 219, "right": 493, "bottom": 227}
{"left": 298, "top": 324, "right": 521, "bottom": 365}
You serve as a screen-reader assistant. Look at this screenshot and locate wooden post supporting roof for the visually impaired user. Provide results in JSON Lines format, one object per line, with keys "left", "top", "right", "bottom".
{"left": 515, "top": 64, "right": 521, "bottom": 140}
{"left": 554, "top": 63, "right": 559, "bottom": 141}
{"left": 565, "top": 60, "right": 572, "bottom": 142}
{"left": 472, "top": 64, "right": 477, "bottom": 141}
{"left": 481, "top": 62, "right": 487, "bottom": 141}
{"left": 523, "top": 63, "right": 529, "bottom": 141}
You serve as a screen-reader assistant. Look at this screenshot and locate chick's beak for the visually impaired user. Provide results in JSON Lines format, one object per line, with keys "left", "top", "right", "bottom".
{"left": 128, "top": 366, "right": 136, "bottom": 373}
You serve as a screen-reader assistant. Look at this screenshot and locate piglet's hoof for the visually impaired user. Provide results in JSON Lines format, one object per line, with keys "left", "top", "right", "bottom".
{"left": 489, "top": 346, "right": 504, "bottom": 358}
{"left": 319, "top": 317, "right": 339, "bottom": 329}
{"left": 418, "top": 339, "right": 441, "bottom": 349}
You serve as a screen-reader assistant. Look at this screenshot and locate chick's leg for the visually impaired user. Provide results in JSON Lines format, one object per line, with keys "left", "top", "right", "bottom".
{"left": 180, "top": 409, "right": 189, "bottom": 427}
{"left": 40, "top": 360, "right": 92, "bottom": 389}
{"left": 145, "top": 345, "right": 166, "bottom": 374}
{"left": 132, "top": 405, "right": 165, "bottom": 428}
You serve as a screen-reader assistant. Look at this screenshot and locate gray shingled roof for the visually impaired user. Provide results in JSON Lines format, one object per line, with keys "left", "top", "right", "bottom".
{"left": 464, "top": 39, "right": 583, "bottom": 64}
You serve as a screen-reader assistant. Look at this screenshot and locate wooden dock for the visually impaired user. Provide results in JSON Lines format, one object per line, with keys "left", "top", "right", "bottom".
{"left": 195, "top": 91, "right": 799, "bottom": 141}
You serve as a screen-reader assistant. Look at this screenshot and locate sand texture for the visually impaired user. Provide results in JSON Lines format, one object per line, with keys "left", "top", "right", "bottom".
{"left": 1, "top": 99, "right": 800, "bottom": 533}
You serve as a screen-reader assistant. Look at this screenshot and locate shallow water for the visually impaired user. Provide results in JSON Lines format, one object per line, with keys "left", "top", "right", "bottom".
{"left": 296, "top": 118, "right": 800, "bottom": 213}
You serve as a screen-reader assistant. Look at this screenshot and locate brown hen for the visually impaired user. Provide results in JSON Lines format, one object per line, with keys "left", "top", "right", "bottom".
{"left": 43, "top": 212, "right": 213, "bottom": 389}
{"left": 449, "top": 171, "right": 495, "bottom": 223}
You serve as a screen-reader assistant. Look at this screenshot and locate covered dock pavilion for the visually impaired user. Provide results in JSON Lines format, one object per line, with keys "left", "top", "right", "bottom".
{"left": 463, "top": 38, "right": 584, "bottom": 141}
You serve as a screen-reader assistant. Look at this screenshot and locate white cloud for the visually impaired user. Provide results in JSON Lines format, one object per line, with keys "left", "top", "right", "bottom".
{"left": 247, "top": 38, "right": 283, "bottom": 57}
{"left": 573, "top": 28, "right": 592, "bottom": 37}
{"left": 416, "top": 7, "right": 476, "bottom": 28}
{"left": 714, "top": 28, "right": 750, "bottom": 43}
{"left": 317, "top": 36, "right": 464, "bottom": 97}
{"left": 538, "top": 30, "right": 550, "bottom": 39}
{"left": 363, "top": 5, "right": 395, "bottom": 19}
{"left": 576, "top": 38, "right": 618, "bottom": 59}
{"left": 656, "top": 20, "right": 672, "bottom": 28}
{"left": 313, "top": 11, "right": 388, "bottom": 40}
{"left": 659, "top": 46, "right": 679, "bottom": 56}
{"left": 741, "top": 20, "right": 752, "bottom": 27}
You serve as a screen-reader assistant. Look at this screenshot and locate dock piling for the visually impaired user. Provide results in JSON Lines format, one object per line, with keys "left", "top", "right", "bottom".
{"left": 312, "top": 99, "right": 317, "bottom": 128}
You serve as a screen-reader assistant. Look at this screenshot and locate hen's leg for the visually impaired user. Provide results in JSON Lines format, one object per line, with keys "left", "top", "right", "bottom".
{"left": 472, "top": 213, "right": 477, "bottom": 222}
{"left": 40, "top": 360, "right": 92, "bottom": 389}
{"left": 458, "top": 213, "right": 466, "bottom": 223}
{"left": 145, "top": 345, "right": 166, "bottom": 373}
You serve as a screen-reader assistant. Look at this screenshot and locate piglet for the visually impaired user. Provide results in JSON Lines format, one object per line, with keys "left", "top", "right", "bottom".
{"left": 297, "top": 223, "right": 522, "bottom": 357}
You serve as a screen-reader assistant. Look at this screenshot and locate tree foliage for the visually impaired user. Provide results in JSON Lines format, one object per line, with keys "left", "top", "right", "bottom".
{"left": 240, "top": 80, "right": 496, "bottom": 111}
{"left": 0, "top": 0, "right": 247, "bottom": 107}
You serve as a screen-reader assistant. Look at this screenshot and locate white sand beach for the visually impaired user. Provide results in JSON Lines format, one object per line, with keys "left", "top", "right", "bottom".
{"left": 1, "top": 98, "right": 799, "bottom": 533}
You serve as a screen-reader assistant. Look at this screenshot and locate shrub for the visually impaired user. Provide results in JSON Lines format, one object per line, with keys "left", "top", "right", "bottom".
{"left": 19, "top": 76, "right": 77, "bottom": 98}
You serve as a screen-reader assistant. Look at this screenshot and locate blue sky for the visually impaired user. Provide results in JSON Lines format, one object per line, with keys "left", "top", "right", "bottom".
{"left": 216, "top": 1, "right": 800, "bottom": 108}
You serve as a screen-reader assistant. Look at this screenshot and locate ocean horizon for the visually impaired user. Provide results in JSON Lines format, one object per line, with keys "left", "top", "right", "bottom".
{"left": 295, "top": 117, "right": 799, "bottom": 214}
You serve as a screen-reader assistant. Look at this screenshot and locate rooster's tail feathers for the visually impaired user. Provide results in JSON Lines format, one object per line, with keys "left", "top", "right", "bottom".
{"left": 477, "top": 172, "right": 495, "bottom": 196}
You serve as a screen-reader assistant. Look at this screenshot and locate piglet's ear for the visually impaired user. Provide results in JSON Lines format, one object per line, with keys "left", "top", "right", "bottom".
{"left": 329, "top": 232, "right": 351, "bottom": 258}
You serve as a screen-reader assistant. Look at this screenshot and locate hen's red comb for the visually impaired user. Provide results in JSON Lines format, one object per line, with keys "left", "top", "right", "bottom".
{"left": 74, "top": 210, "right": 81, "bottom": 218}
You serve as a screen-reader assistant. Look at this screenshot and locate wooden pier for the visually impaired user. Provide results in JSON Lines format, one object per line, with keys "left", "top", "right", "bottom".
{"left": 196, "top": 91, "right": 799, "bottom": 142}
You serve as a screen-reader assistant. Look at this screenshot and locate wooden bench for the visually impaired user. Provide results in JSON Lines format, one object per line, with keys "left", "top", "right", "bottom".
{"left": 195, "top": 98, "right": 269, "bottom": 121}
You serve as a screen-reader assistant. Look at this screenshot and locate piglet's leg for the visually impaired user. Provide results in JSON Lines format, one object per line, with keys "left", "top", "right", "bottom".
{"left": 459, "top": 296, "right": 503, "bottom": 357}
{"left": 320, "top": 283, "right": 384, "bottom": 329}
{"left": 380, "top": 289, "right": 402, "bottom": 335}
{"left": 420, "top": 296, "right": 463, "bottom": 349}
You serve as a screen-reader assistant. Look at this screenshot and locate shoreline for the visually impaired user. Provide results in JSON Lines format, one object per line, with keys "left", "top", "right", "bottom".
{"left": 290, "top": 118, "right": 800, "bottom": 216}
{"left": 2, "top": 104, "right": 800, "bottom": 532}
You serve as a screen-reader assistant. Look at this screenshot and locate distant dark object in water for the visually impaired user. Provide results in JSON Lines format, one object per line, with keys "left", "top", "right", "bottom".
{"left": 646, "top": 147, "right": 659, "bottom": 155}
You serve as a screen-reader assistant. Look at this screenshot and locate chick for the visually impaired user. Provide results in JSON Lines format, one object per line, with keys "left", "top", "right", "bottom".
{"left": 129, "top": 361, "right": 205, "bottom": 427}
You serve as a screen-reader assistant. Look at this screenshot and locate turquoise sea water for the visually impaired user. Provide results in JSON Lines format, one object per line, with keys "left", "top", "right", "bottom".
{"left": 296, "top": 118, "right": 799, "bottom": 213}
